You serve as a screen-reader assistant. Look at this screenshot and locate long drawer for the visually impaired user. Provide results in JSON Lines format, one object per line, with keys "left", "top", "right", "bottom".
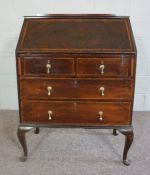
{"left": 20, "top": 79, "right": 133, "bottom": 100}
{"left": 21, "top": 101, "right": 131, "bottom": 126}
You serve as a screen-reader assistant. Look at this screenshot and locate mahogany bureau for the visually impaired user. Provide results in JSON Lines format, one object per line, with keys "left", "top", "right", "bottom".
{"left": 16, "top": 14, "right": 137, "bottom": 165}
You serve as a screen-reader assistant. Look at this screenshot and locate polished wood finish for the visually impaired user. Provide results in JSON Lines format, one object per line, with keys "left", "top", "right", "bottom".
{"left": 21, "top": 101, "right": 131, "bottom": 125}
{"left": 20, "top": 78, "right": 133, "bottom": 100}
{"left": 17, "top": 126, "right": 33, "bottom": 161}
{"left": 16, "top": 16, "right": 135, "bottom": 53}
{"left": 77, "top": 57, "right": 131, "bottom": 77}
{"left": 118, "top": 128, "right": 134, "bottom": 166}
{"left": 22, "top": 57, "right": 75, "bottom": 76}
{"left": 16, "top": 14, "right": 136, "bottom": 165}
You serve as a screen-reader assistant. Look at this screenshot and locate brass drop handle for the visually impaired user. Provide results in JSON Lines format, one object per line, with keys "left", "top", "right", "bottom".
{"left": 99, "top": 64, "right": 105, "bottom": 75}
{"left": 47, "top": 86, "right": 52, "bottom": 96}
{"left": 99, "top": 111, "right": 103, "bottom": 121}
{"left": 99, "top": 87, "right": 105, "bottom": 96}
{"left": 48, "top": 110, "right": 52, "bottom": 120}
{"left": 46, "top": 63, "right": 51, "bottom": 74}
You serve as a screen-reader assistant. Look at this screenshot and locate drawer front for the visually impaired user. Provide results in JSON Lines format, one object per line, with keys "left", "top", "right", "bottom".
{"left": 77, "top": 57, "right": 130, "bottom": 77}
{"left": 20, "top": 79, "right": 76, "bottom": 99}
{"left": 21, "top": 101, "right": 131, "bottom": 126}
{"left": 20, "top": 79, "right": 132, "bottom": 100}
{"left": 22, "top": 57, "right": 75, "bottom": 76}
{"left": 76, "top": 79, "right": 132, "bottom": 100}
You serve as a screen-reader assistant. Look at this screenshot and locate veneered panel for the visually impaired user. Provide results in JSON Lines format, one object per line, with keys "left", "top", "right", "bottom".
{"left": 16, "top": 16, "right": 135, "bottom": 53}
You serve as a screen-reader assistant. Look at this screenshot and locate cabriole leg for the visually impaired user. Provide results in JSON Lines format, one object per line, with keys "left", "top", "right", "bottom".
{"left": 17, "top": 126, "right": 33, "bottom": 162}
{"left": 118, "top": 128, "right": 134, "bottom": 166}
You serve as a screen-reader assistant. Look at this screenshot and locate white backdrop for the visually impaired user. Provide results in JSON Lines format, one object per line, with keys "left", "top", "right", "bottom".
{"left": 0, "top": 0, "right": 150, "bottom": 111}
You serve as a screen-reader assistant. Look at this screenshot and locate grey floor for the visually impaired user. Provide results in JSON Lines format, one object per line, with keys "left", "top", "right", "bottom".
{"left": 0, "top": 111, "right": 150, "bottom": 175}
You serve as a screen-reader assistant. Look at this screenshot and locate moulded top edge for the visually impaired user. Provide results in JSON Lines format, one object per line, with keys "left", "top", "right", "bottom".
{"left": 23, "top": 14, "right": 130, "bottom": 19}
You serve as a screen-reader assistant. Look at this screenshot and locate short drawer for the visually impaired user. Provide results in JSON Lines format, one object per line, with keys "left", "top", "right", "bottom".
{"left": 76, "top": 79, "right": 132, "bottom": 100}
{"left": 20, "top": 79, "right": 132, "bottom": 100}
{"left": 20, "top": 79, "right": 76, "bottom": 99}
{"left": 77, "top": 57, "right": 131, "bottom": 77}
{"left": 21, "top": 101, "right": 131, "bottom": 126}
{"left": 22, "top": 57, "right": 75, "bottom": 76}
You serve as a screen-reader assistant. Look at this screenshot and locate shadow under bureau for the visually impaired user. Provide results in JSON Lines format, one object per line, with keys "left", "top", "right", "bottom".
{"left": 16, "top": 14, "right": 137, "bottom": 165}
